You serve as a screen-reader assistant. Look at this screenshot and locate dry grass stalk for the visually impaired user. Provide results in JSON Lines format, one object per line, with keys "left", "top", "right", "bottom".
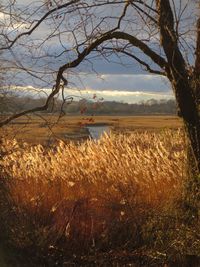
{"left": 0, "top": 130, "right": 187, "bottom": 261}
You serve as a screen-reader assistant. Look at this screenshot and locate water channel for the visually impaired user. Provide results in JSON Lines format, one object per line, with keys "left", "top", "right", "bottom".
{"left": 86, "top": 125, "right": 110, "bottom": 140}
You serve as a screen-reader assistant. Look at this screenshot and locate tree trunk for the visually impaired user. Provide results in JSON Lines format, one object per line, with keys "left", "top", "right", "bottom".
{"left": 183, "top": 124, "right": 200, "bottom": 221}
{"left": 186, "top": 123, "right": 200, "bottom": 175}
{"left": 172, "top": 79, "right": 200, "bottom": 225}
{"left": 156, "top": 0, "right": 200, "bottom": 174}
{"left": 172, "top": 80, "right": 200, "bottom": 175}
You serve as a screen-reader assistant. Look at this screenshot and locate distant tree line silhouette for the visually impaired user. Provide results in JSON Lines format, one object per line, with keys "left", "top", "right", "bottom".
{"left": 0, "top": 95, "right": 176, "bottom": 115}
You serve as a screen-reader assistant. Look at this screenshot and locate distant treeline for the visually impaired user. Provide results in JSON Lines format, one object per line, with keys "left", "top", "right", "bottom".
{"left": 0, "top": 95, "right": 177, "bottom": 115}
{"left": 72, "top": 98, "right": 177, "bottom": 115}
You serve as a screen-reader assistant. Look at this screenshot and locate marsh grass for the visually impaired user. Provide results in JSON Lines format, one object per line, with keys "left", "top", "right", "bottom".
{"left": 0, "top": 130, "right": 195, "bottom": 266}
{"left": 0, "top": 115, "right": 182, "bottom": 144}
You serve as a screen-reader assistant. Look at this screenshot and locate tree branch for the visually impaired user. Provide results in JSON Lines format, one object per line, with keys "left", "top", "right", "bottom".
{"left": 156, "top": 0, "right": 186, "bottom": 75}
{"left": 101, "top": 46, "right": 165, "bottom": 75}
{"left": 131, "top": 3, "right": 158, "bottom": 25}
{"left": 0, "top": 30, "right": 169, "bottom": 127}
{"left": 0, "top": 0, "right": 79, "bottom": 51}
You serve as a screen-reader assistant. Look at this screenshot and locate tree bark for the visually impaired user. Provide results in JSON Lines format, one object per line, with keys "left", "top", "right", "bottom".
{"left": 156, "top": 0, "right": 200, "bottom": 175}
{"left": 169, "top": 67, "right": 200, "bottom": 175}
{"left": 195, "top": 18, "right": 200, "bottom": 77}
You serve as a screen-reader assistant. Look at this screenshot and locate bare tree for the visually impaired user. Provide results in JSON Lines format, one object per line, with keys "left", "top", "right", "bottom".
{"left": 0, "top": 0, "right": 200, "bottom": 173}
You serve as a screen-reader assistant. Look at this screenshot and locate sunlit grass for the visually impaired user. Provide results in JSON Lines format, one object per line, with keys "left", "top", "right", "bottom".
{"left": 0, "top": 130, "right": 188, "bottom": 264}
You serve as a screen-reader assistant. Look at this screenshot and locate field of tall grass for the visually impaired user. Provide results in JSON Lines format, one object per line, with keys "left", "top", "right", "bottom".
{"left": 1, "top": 130, "right": 199, "bottom": 266}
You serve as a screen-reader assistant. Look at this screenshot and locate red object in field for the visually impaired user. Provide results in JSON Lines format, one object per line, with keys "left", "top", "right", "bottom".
{"left": 80, "top": 107, "right": 87, "bottom": 114}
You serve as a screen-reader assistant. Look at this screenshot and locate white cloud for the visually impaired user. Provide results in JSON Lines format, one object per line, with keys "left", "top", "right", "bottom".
{"left": 10, "top": 85, "right": 173, "bottom": 104}
{"left": 0, "top": 11, "right": 29, "bottom": 33}
{"left": 65, "top": 88, "right": 173, "bottom": 103}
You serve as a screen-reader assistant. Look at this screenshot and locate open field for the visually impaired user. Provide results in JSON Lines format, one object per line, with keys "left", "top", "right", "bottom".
{"left": 0, "top": 115, "right": 183, "bottom": 144}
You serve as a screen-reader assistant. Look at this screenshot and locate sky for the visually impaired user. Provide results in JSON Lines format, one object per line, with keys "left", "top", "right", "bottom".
{"left": 66, "top": 72, "right": 172, "bottom": 103}
{"left": 1, "top": 0, "right": 196, "bottom": 104}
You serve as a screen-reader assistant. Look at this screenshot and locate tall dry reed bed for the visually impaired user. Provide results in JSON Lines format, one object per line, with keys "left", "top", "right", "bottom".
{"left": 0, "top": 130, "right": 192, "bottom": 266}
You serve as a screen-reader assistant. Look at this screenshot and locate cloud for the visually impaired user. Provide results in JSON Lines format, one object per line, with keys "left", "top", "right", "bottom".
{"left": 3, "top": 0, "right": 191, "bottom": 104}
{"left": 4, "top": 70, "right": 172, "bottom": 103}
{"left": 70, "top": 73, "right": 171, "bottom": 94}
{"left": 0, "top": 12, "right": 29, "bottom": 32}
{"left": 12, "top": 82, "right": 173, "bottom": 104}
{"left": 69, "top": 88, "right": 173, "bottom": 103}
